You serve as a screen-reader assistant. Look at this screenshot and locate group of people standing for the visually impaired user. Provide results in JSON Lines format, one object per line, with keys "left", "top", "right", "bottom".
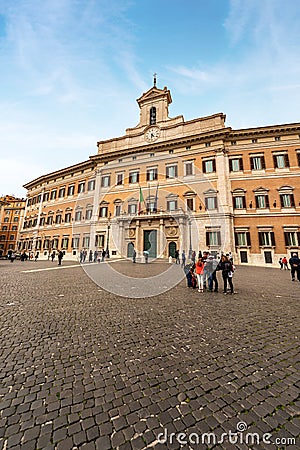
{"left": 79, "top": 249, "right": 107, "bottom": 264}
{"left": 184, "top": 251, "right": 236, "bottom": 295}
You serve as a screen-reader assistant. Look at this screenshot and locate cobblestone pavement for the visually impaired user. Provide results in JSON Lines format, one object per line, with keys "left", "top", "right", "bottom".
{"left": 0, "top": 260, "right": 299, "bottom": 450}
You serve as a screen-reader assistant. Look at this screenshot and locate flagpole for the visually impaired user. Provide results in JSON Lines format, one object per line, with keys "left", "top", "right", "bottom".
{"left": 155, "top": 183, "right": 159, "bottom": 212}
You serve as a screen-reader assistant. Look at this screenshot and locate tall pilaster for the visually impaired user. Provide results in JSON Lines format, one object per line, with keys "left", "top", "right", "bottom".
{"left": 90, "top": 168, "right": 102, "bottom": 250}
{"left": 215, "top": 147, "right": 234, "bottom": 252}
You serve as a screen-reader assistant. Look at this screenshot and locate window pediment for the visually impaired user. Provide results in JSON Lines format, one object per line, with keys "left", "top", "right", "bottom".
{"left": 166, "top": 193, "right": 179, "bottom": 199}
{"left": 253, "top": 187, "right": 269, "bottom": 193}
{"left": 277, "top": 185, "right": 294, "bottom": 192}
{"left": 203, "top": 189, "right": 218, "bottom": 196}
{"left": 183, "top": 191, "right": 196, "bottom": 198}
{"left": 232, "top": 188, "right": 246, "bottom": 195}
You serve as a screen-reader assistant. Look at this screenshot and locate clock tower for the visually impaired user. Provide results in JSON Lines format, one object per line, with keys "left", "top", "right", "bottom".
{"left": 136, "top": 79, "right": 172, "bottom": 128}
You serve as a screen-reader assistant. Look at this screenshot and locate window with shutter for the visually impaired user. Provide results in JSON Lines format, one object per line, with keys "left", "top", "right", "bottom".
{"left": 230, "top": 158, "right": 242, "bottom": 172}
{"left": 185, "top": 162, "right": 193, "bottom": 176}
{"left": 270, "top": 232, "right": 276, "bottom": 246}
{"left": 246, "top": 232, "right": 251, "bottom": 246}
{"left": 129, "top": 171, "right": 139, "bottom": 183}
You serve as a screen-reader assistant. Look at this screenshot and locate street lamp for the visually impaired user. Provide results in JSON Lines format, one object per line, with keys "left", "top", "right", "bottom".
{"left": 105, "top": 213, "right": 111, "bottom": 258}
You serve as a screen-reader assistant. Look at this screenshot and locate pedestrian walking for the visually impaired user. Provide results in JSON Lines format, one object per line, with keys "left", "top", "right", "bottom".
{"left": 174, "top": 249, "right": 180, "bottom": 264}
{"left": 289, "top": 253, "right": 300, "bottom": 281}
{"left": 101, "top": 249, "right": 106, "bottom": 262}
{"left": 181, "top": 250, "right": 186, "bottom": 267}
{"left": 34, "top": 251, "right": 39, "bottom": 262}
{"left": 58, "top": 250, "right": 63, "bottom": 266}
{"left": 279, "top": 257, "right": 283, "bottom": 270}
{"left": 89, "top": 250, "right": 93, "bottom": 263}
{"left": 51, "top": 251, "right": 55, "bottom": 262}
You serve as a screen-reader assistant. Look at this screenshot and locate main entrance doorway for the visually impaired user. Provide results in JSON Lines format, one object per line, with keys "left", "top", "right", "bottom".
{"left": 127, "top": 242, "right": 134, "bottom": 257}
{"left": 143, "top": 230, "right": 157, "bottom": 258}
{"left": 168, "top": 241, "right": 177, "bottom": 258}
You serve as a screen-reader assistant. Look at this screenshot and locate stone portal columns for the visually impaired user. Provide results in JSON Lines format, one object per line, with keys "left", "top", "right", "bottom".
{"left": 135, "top": 220, "right": 142, "bottom": 258}
{"left": 158, "top": 218, "right": 165, "bottom": 257}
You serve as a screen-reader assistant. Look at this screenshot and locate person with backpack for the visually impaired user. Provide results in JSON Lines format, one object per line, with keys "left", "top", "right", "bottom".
{"left": 219, "top": 255, "right": 234, "bottom": 295}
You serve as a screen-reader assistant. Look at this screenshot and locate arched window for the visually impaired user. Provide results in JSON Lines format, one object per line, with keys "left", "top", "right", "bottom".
{"left": 150, "top": 107, "right": 156, "bottom": 125}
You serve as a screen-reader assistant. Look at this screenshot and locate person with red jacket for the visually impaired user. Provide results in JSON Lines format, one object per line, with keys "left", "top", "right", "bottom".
{"left": 282, "top": 256, "right": 289, "bottom": 270}
{"left": 195, "top": 257, "right": 205, "bottom": 293}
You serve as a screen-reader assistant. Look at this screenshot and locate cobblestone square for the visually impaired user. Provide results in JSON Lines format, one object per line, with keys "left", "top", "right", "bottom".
{"left": 0, "top": 260, "right": 299, "bottom": 449}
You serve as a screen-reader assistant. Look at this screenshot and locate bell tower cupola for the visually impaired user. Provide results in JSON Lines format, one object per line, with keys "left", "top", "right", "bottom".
{"left": 136, "top": 75, "right": 172, "bottom": 128}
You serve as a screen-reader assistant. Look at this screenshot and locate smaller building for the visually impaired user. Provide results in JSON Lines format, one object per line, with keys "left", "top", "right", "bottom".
{"left": 0, "top": 195, "right": 25, "bottom": 257}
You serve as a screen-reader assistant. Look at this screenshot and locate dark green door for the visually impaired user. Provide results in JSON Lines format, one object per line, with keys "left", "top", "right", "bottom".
{"left": 127, "top": 242, "right": 134, "bottom": 257}
{"left": 144, "top": 230, "right": 157, "bottom": 258}
{"left": 168, "top": 241, "right": 176, "bottom": 257}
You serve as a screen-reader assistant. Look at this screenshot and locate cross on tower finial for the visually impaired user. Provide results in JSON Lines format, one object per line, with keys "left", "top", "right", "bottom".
{"left": 153, "top": 73, "right": 157, "bottom": 87}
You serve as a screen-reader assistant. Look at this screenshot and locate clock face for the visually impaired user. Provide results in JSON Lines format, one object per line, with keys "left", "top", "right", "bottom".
{"left": 145, "top": 127, "right": 160, "bottom": 142}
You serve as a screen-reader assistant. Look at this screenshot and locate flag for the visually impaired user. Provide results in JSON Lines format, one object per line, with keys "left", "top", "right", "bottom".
{"left": 138, "top": 186, "right": 144, "bottom": 215}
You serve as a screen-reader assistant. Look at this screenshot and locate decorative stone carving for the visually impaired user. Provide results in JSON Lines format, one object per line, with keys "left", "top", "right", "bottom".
{"left": 166, "top": 226, "right": 177, "bottom": 237}
{"left": 129, "top": 228, "right": 135, "bottom": 238}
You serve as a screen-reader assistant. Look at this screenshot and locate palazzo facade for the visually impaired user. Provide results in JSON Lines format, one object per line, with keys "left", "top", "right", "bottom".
{"left": 0, "top": 196, "right": 25, "bottom": 257}
{"left": 18, "top": 83, "right": 300, "bottom": 266}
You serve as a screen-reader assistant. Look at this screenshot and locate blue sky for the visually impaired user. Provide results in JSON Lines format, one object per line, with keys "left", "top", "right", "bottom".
{"left": 0, "top": 0, "right": 300, "bottom": 198}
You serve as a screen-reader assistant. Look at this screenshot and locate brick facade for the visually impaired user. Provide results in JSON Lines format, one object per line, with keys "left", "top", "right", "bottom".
{"left": 18, "top": 84, "right": 300, "bottom": 266}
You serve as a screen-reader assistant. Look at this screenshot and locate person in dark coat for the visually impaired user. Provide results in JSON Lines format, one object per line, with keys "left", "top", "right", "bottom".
{"left": 289, "top": 253, "right": 300, "bottom": 281}
{"left": 58, "top": 250, "right": 63, "bottom": 266}
{"left": 219, "top": 255, "right": 234, "bottom": 294}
